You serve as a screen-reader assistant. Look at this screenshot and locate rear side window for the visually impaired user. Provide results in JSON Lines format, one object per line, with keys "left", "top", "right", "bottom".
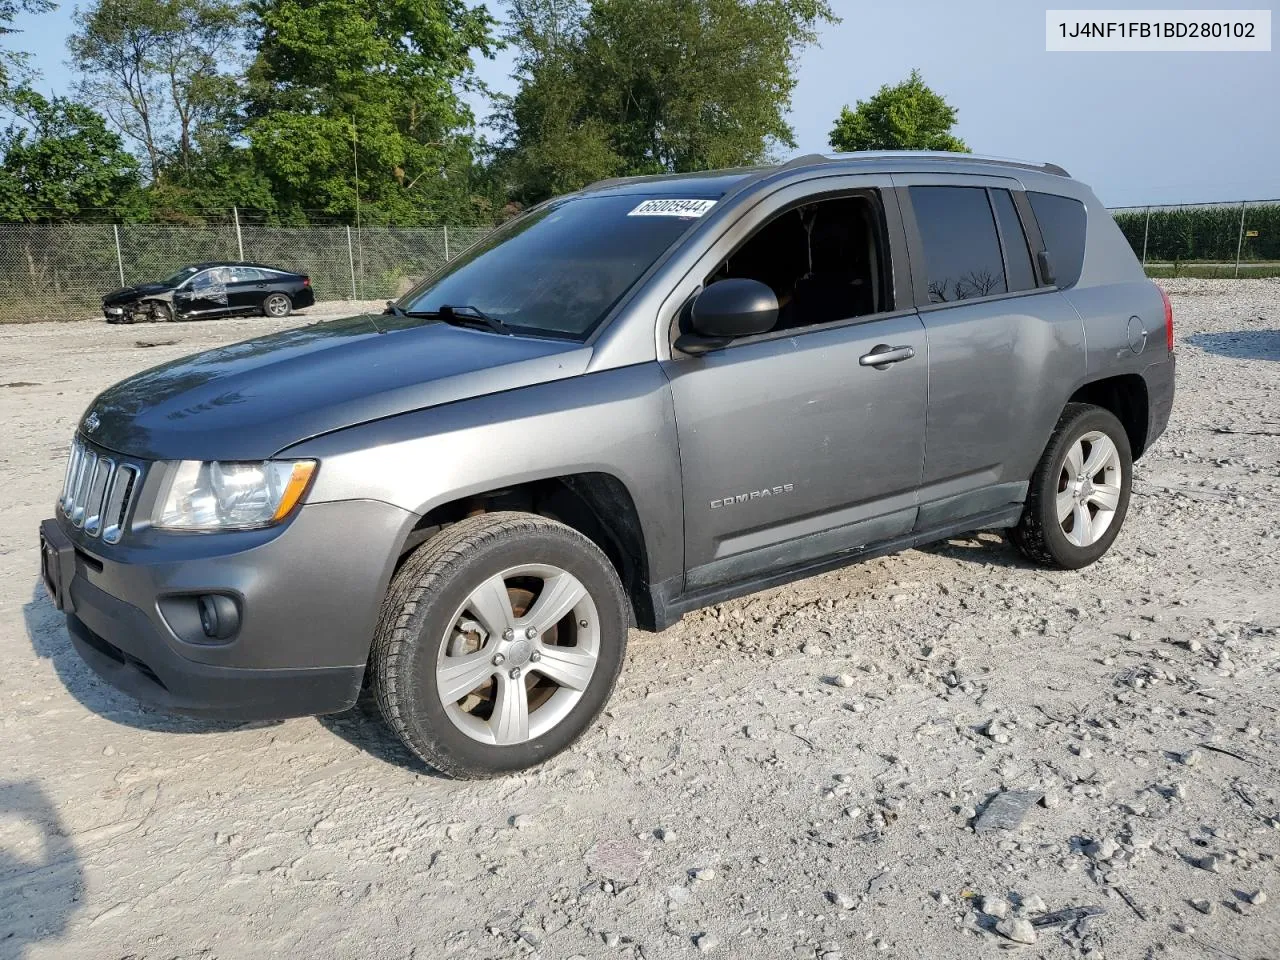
{"left": 989, "top": 189, "right": 1036, "bottom": 292}
{"left": 909, "top": 186, "right": 1007, "bottom": 303}
{"left": 1028, "top": 191, "right": 1087, "bottom": 288}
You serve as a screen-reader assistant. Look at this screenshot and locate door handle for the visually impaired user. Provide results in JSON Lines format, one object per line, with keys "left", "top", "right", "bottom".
{"left": 859, "top": 344, "right": 915, "bottom": 369}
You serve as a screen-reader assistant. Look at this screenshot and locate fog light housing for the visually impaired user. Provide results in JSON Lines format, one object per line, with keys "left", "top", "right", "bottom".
{"left": 159, "top": 593, "right": 241, "bottom": 645}
{"left": 198, "top": 594, "right": 240, "bottom": 640}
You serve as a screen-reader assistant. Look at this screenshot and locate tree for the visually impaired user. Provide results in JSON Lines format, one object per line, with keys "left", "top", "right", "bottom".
{"left": 494, "top": 0, "right": 837, "bottom": 204}
{"left": 828, "top": 69, "right": 968, "bottom": 153}
{"left": 0, "top": 0, "right": 55, "bottom": 88}
{"left": 68, "top": 0, "right": 246, "bottom": 180}
{"left": 245, "top": 0, "right": 498, "bottom": 224}
{"left": 0, "top": 86, "right": 140, "bottom": 220}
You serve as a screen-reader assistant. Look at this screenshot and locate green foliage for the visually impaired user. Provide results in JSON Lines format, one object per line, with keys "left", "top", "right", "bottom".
{"left": 1113, "top": 204, "right": 1280, "bottom": 265}
{"left": 828, "top": 69, "right": 968, "bottom": 153}
{"left": 0, "top": 86, "right": 141, "bottom": 221}
{"left": 245, "top": 0, "right": 498, "bottom": 224}
{"left": 494, "top": 0, "right": 837, "bottom": 203}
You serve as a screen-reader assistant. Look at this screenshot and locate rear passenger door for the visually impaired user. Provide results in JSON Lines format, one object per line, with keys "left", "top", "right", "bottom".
{"left": 226, "top": 266, "right": 266, "bottom": 312}
{"left": 894, "top": 175, "right": 1086, "bottom": 529}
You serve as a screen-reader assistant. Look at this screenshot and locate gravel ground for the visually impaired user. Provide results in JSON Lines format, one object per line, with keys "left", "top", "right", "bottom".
{"left": 1, "top": 281, "right": 1278, "bottom": 960}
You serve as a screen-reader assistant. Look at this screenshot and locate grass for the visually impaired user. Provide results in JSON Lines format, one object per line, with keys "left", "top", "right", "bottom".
{"left": 1143, "top": 262, "right": 1280, "bottom": 279}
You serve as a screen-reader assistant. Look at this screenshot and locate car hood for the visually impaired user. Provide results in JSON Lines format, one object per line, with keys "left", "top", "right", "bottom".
{"left": 82, "top": 314, "right": 593, "bottom": 461}
{"left": 103, "top": 282, "right": 171, "bottom": 304}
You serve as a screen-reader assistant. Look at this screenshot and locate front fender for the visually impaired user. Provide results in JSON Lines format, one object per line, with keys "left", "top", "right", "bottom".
{"left": 281, "top": 363, "right": 685, "bottom": 588}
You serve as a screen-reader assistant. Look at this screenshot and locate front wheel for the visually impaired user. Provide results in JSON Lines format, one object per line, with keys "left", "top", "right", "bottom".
{"left": 262, "top": 293, "right": 292, "bottom": 318}
{"left": 371, "top": 512, "right": 630, "bottom": 778}
{"left": 1012, "top": 403, "right": 1133, "bottom": 569}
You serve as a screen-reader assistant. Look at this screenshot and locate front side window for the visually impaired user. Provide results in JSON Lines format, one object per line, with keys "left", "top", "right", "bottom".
{"left": 401, "top": 194, "right": 709, "bottom": 339}
{"left": 704, "top": 191, "right": 890, "bottom": 331}
{"left": 910, "top": 185, "right": 1007, "bottom": 303}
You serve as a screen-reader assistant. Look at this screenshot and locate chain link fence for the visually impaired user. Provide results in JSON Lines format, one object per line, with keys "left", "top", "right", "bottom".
{"left": 0, "top": 222, "right": 493, "bottom": 321}
{"left": 1108, "top": 199, "right": 1280, "bottom": 278}
{"left": 2, "top": 199, "right": 1278, "bottom": 321}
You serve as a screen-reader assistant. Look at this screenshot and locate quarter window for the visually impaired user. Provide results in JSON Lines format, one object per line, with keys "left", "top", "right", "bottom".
{"left": 1028, "top": 192, "right": 1087, "bottom": 288}
{"left": 990, "top": 189, "right": 1037, "bottom": 292}
{"left": 909, "top": 186, "right": 1007, "bottom": 303}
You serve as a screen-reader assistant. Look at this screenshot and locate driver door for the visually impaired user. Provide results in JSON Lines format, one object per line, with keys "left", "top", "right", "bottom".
{"left": 660, "top": 177, "right": 928, "bottom": 593}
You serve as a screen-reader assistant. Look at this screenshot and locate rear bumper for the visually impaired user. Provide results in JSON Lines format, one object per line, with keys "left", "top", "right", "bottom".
{"left": 40, "top": 498, "right": 414, "bottom": 720}
{"left": 1142, "top": 352, "right": 1176, "bottom": 451}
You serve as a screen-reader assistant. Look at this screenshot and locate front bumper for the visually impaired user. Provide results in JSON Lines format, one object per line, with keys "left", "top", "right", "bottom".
{"left": 40, "top": 498, "right": 414, "bottom": 720}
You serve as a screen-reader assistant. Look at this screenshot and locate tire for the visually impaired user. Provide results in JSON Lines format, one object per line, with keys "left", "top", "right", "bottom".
{"left": 148, "top": 301, "right": 174, "bottom": 323}
{"left": 371, "top": 512, "right": 630, "bottom": 778}
{"left": 262, "top": 293, "right": 292, "bottom": 318}
{"left": 1012, "top": 403, "right": 1133, "bottom": 570}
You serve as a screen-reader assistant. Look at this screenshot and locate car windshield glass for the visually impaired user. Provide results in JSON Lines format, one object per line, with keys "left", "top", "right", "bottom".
{"left": 163, "top": 266, "right": 200, "bottom": 286}
{"left": 399, "top": 194, "right": 713, "bottom": 339}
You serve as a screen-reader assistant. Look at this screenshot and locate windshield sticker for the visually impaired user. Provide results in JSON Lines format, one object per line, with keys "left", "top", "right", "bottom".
{"left": 627, "top": 198, "right": 717, "bottom": 218}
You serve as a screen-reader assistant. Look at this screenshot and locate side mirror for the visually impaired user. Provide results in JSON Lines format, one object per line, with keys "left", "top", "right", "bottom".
{"left": 676, "top": 278, "right": 778, "bottom": 355}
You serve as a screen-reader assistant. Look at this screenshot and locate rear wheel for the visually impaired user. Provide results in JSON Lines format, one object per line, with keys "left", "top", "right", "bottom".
{"left": 263, "top": 293, "right": 292, "bottom": 318}
{"left": 371, "top": 512, "right": 629, "bottom": 778}
{"left": 1012, "top": 403, "right": 1133, "bottom": 569}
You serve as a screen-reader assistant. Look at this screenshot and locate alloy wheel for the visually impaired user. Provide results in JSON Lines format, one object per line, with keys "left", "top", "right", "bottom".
{"left": 435, "top": 563, "right": 600, "bottom": 746}
{"left": 1056, "top": 430, "right": 1123, "bottom": 547}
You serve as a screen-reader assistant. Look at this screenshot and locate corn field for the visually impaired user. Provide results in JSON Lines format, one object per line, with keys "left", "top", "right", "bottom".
{"left": 1111, "top": 200, "right": 1280, "bottom": 277}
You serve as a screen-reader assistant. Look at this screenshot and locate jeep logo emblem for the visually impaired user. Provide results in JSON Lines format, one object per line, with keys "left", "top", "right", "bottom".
{"left": 83, "top": 411, "right": 100, "bottom": 433}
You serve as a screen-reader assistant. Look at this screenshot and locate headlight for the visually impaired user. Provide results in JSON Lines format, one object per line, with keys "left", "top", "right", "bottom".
{"left": 154, "top": 460, "right": 316, "bottom": 531}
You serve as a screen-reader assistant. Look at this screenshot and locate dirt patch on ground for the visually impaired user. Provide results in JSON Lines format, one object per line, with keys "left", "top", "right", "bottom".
{"left": 1, "top": 281, "right": 1277, "bottom": 959}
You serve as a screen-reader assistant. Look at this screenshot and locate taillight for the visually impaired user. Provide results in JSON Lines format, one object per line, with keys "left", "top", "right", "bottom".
{"left": 303, "top": 277, "right": 311, "bottom": 287}
{"left": 1157, "top": 284, "right": 1174, "bottom": 352}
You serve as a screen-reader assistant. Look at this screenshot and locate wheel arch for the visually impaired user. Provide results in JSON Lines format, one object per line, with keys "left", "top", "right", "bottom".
{"left": 1067, "top": 374, "right": 1150, "bottom": 459}
{"left": 397, "top": 472, "right": 658, "bottom": 630}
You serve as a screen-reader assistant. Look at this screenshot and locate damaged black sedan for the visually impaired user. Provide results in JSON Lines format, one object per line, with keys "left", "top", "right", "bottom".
{"left": 102, "top": 262, "right": 315, "bottom": 323}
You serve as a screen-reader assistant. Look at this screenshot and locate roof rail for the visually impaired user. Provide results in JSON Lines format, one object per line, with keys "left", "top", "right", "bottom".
{"left": 822, "top": 151, "right": 1070, "bottom": 177}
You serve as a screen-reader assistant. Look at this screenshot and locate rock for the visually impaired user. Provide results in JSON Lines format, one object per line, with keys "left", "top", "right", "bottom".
{"left": 828, "top": 891, "right": 856, "bottom": 910}
{"left": 602, "top": 932, "right": 620, "bottom": 947}
{"left": 1085, "top": 837, "right": 1120, "bottom": 862}
{"left": 1021, "top": 894, "right": 1047, "bottom": 914}
{"left": 1245, "top": 889, "right": 1267, "bottom": 906}
{"left": 1194, "top": 854, "right": 1220, "bottom": 873}
{"left": 1072, "top": 744, "right": 1094, "bottom": 759}
{"left": 1180, "top": 748, "right": 1203, "bottom": 767}
{"left": 1191, "top": 899, "right": 1215, "bottom": 915}
{"left": 980, "top": 895, "right": 1011, "bottom": 919}
{"left": 802, "top": 643, "right": 823, "bottom": 656}
{"left": 694, "top": 933, "right": 720, "bottom": 953}
{"left": 995, "top": 917, "right": 1037, "bottom": 945}
{"left": 1186, "top": 639, "right": 1203, "bottom": 653}
{"left": 832, "top": 673, "right": 856, "bottom": 688}
{"left": 691, "top": 867, "right": 716, "bottom": 882}
{"left": 510, "top": 813, "right": 535, "bottom": 830}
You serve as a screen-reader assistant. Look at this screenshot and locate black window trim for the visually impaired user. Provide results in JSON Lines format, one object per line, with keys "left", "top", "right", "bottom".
{"left": 669, "top": 184, "right": 909, "bottom": 354}
{"left": 899, "top": 182, "right": 1060, "bottom": 312}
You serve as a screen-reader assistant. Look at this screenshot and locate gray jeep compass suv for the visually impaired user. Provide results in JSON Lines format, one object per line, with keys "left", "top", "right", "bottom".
{"left": 40, "top": 152, "right": 1175, "bottom": 778}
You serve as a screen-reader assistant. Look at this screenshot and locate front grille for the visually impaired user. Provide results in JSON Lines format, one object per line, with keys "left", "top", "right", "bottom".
{"left": 60, "top": 438, "right": 143, "bottom": 544}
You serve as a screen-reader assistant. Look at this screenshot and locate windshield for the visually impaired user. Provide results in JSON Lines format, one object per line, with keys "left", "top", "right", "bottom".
{"left": 400, "top": 194, "right": 714, "bottom": 339}
{"left": 163, "top": 266, "right": 200, "bottom": 286}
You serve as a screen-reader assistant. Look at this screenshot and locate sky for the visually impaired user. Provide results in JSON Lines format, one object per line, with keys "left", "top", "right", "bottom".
{"left": 8, "top": 0, "right": 1278, "bottom": 207}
